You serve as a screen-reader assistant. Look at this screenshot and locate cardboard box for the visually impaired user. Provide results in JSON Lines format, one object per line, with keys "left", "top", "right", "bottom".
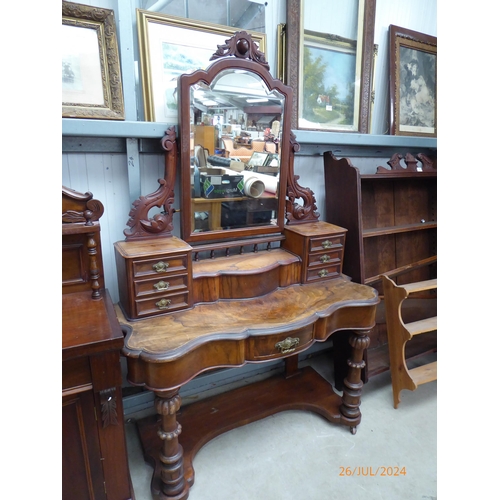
{"left": 199, "top": 168, "right": 245, "bottom": 199}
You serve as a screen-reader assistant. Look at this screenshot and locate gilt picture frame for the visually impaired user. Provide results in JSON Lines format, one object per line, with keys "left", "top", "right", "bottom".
{"left": 389, "top": 25, "right": 437, "bottom": 137}
{"left": 136, "top": 10, "right": 267, "bottom": 123}
{"left": 62, "top": 1, "right": 124, "bottom": 120}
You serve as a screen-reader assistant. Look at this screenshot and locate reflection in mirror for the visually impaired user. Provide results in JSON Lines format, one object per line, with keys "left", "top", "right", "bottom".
{"left": 188, "top": 69, "right": 285, "bottom": 234}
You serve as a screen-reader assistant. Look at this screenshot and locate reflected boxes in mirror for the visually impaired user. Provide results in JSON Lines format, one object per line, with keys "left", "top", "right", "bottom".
{"left": 199, "top": 168, "right": 245, "bottom": 199}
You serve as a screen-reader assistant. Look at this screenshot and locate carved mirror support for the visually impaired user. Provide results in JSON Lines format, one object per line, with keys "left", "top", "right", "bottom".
{"left": 123, "top": 127, "right": 178, "bottom": 240}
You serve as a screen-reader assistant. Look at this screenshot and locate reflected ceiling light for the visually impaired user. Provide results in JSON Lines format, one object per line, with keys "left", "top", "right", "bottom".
{"left": 202, "top": 100, "right": 218, "bottom": 106}
{"left": 247, "top": 98, "right": 269, "bottom": 103}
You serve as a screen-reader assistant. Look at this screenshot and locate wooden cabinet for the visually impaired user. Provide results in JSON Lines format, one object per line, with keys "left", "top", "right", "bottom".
{"left": 193, "top": 125, "right": 217, "bottom": 155}
{"left": 62, "top": 314, "right": 132, "bottom": 500}
{"left": 62, "top": 187, "right": 133, "bottom": 500}
{"left": 63, "top": 390, "right": 107, "bottom": 500}
{"left": 323, "top": 152, "right": 437, "bottom": 383}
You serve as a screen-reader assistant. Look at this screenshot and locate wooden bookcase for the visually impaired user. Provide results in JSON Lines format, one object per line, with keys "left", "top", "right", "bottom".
{"left": 323, "top": 152, "right": 437, "bottom": 384}
{"left": 193, "top": 125, "right": 218, "bottom": 155}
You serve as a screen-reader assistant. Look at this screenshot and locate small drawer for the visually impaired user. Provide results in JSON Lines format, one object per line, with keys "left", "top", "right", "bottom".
{"left": 305, "top": 263, "right": 341, "bottom": 282}
{"left": 134, "top": 292, "right": 190, "bottom": 317}
{"left": 132, "top": 254, "right": 189, "bottom": 278}
{"left": 134, "top": 273, "right": 189, "bottom": 298}
{"left": 307, "top": 249, "right": 342, "bottom": 267}
{"left": 247, "top": 326, "right": 314, "bottom": 361}
{"left": 309, "top": 235, "right": 344, "bottom": 254}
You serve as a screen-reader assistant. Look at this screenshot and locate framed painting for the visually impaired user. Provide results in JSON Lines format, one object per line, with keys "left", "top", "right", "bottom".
{"left": 285, "top": 0, "right": 377, "bottom": 133}
{"left": 247, "top": 152, "right": 269, "bottom": 168}
{"left": 389, "top": 25, "right": 437, "bottom": 137}
{"left": 299, "top": 30, "right": 360, "bottom": 132}
{"left": 62, "top": 1, "right": 124, "bottom": 120}
{"left": 136, "top": 10, "right": 267, "bottom": 123}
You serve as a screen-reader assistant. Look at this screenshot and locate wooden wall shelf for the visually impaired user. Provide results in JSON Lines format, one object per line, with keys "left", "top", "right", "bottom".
{"left": 323, "top": 152, "right": 437, "bottom": 386}
{"left": 382, "top": 276, "right": 437, "bottom": 408}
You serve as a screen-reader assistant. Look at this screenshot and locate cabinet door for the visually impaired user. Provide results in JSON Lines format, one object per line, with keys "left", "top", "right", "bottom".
{"left": 62, "top": 391, "right": 106, "bottom": 500}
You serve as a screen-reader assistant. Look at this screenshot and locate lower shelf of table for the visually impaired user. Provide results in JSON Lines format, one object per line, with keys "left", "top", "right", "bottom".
{"left": 136, "top": 366, "right": 351, "bottom": 494}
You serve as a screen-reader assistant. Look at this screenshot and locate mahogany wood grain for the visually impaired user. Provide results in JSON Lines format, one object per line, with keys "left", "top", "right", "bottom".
{"left": 191, "top": 248, "right": 301, "bottom": 302}
{"left": 62, "top": 187, "right": 134, "bottom": 500}
{"left": 119, "top": 278, "right": 378, "bottom": 389}
{"left": 63, "top": 391, "right": 107, "bottom": 500}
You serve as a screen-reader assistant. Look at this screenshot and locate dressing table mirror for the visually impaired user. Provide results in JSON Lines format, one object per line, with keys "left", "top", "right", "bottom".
{"left": 179, "top": 51, "right": 291, "bottom": 242}
{"left": 114, "top": 32, "right": 379, "bottom": 500}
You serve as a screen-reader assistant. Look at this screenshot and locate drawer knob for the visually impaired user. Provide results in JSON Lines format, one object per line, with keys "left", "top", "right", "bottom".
{"left": 154, "top": 280, "right": 170, "bottom": 291}
{"left": 318, "top": 269, "right": 328, "bottom": 278}
{"left": 322, "top": 240, "right": 333, "bottom": 249}
{"left": 153, "top": 261, "right": 169, "bottom": 273}
{"left": 320, "top": 254, "right": 330, "bottom": 263}
{"left": 155, "top": 298, "right": 171, "bottom": 310}
{"left": 275, "top": 337, "right": 300, "bottom": 354}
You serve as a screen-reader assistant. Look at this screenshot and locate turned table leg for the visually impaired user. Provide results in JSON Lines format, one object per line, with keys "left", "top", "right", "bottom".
{"left": 340, "top": 329, "right": 371, "bottom": 434}
{"left": 155, "top": 390, "right": 190, "bottom": 500}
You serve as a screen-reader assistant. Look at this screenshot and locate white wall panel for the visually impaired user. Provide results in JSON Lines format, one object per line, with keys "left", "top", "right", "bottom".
{"left": 293, "top": 152, "right": 394, "bottom": 222}
{"left": 63, "top": 152, "right": 131, "bottom": 303}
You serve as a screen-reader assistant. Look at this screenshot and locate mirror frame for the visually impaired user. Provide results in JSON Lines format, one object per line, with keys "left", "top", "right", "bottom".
{"left": 178, "top": 33, "right": 293, "bottom": 244}
{"left": 285, "top": 0, "right": 377, "bottom": 133}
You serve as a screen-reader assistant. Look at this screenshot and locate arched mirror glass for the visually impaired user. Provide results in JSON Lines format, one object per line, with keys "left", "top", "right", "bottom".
{"left": 178, "top": 41, "right": 292, "bottom": 244}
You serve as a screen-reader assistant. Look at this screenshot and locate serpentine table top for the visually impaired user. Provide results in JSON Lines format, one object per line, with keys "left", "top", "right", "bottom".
{"left": 117, "top": 277, "right": 379, "bottom": 391}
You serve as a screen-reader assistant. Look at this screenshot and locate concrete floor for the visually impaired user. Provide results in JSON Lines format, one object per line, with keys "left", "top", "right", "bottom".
{"left": 124, "top": 352, "right": 437, "bottom": 500}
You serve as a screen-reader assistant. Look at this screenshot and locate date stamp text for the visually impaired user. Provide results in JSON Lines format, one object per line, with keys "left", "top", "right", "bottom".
{"left": 339, "top": 466, "right": 407, "bottom": 477}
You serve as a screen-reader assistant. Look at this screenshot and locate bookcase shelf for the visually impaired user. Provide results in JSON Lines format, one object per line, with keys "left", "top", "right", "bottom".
{"left": 323, "top": 152, "right": 437, "bottom": 384}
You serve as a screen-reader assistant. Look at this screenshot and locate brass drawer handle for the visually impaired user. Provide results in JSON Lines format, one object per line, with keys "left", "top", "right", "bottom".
{"left": 154, "top": 280, "right": 170, "bottom": 291}
{"left": 320, "top": 254, "right": 330, "bottom": 263}
{"left": 318, "top": 269, "right": 328, "bottom": 278}
{"left": 155, "top": 298, "right": 171, "bottom": 310}
{"left": 322, "top": 240, "right": 333, "bottom": 249}
{"left": 275, "top": 337, "right": 300, "bottom": 354}
{"left": 152, "top": 261, "right": 169, "bottom": 273}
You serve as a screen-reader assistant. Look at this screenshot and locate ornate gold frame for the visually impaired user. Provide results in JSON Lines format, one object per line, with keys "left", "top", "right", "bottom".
{"left": 389, "top": 25, "right": 437, "bottom": 137}
{"left": 62, "top": 1, "right": 124, "bottom": 120}
{"left": 137, "top": 10, "right": 267, "bottom": 122}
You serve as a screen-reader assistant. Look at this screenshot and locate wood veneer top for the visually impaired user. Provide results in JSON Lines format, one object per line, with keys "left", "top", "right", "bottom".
{"left": 114, "top": 236, "right": 192, "bottom": 258}
{"left": 118, "top": 278, "right": 378, "bottom": 358}
{"left": 62, "top": 290, "right": 123, "bottom": 360}
{"left": 193, "top": 248, "right": 298, "bottom": 276}
{"left": 284, "top": 221, "right": 346, "bottom": 236}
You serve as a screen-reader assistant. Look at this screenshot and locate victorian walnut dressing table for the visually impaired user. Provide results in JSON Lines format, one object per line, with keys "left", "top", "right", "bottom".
{"left": 114, "top": 32, "right": 379, "bottom": 500}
